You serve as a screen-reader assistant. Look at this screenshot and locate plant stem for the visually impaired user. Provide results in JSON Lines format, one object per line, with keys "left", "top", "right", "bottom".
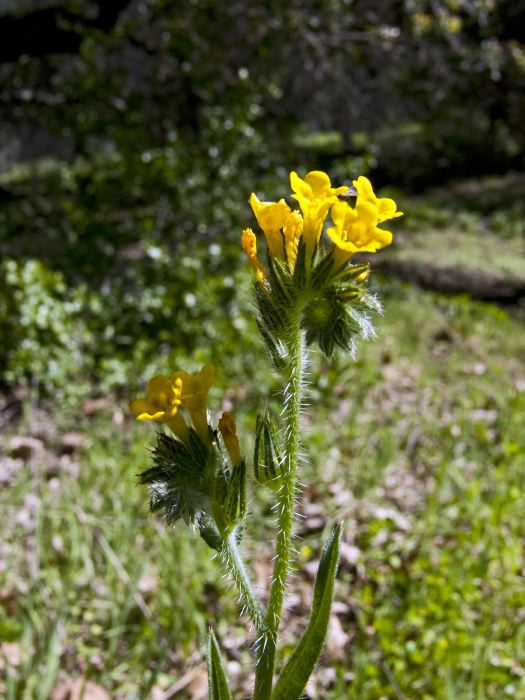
{"left": 254, "top": 318, "right": 305, "bottom": 699}
{"left": 221, "top": 529, "right": 267, "bottom": 636}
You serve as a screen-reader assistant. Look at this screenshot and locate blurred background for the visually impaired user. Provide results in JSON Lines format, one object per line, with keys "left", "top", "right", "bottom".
{"left": 1, "top": 1, "right": 524, "bottom": 698}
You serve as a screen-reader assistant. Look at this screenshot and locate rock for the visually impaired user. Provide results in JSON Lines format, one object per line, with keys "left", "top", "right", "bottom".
{"left": 8, "top": 436, "right": 44, "bottom": 460}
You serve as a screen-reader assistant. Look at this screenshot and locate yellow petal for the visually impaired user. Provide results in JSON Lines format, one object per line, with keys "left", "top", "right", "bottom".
{"left": 250, "top": 193, "right": 290, "bottom": 231}
{"left": 304, "top": 170, "right": 333, "bottom": 197}
{"left": 137, "top": 410, "right": 166, "bottom": 421}
{"left": 292, "top": 170, "right": 349, "bottom": 200}
{"left": 147, "top": 374, "right": 172, "bottom": 394}
{"left": 330, "top": 201, "right": 357, "bottom": 228}
{"left": 353, "top": 175, "right": 375, "bottom": 201}
{"left": 283, "top": 210, "right": 303, "bottom": 270}
{"left": 290, "top": 170, "right": 313, "bottom": 198}
{"left": 241, "top": 228, "right": 265, "bottom": 282}
{"left": 356, "top": 200, "right": 379, "bottom": 225}
{"left": 171, "top": 364, "right": 214, "bottom": 441}
{"left": 249, "top": 193, "right": 289, "bottom": 259}
{"left": 241, "top": 227, "right": 258, "bottom": 260}
{"left": 130, "top": 399, "right": 165, "bottom": 421}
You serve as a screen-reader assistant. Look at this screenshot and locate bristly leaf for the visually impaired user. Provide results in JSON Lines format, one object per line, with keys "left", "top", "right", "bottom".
{"left": 270, "top": 524, "right": 343, "bottom": 700}
{"left": 338, "top": 263, "right": 369, "bottom": 284}
{"left": 301, "top": 280, "right": 378, "bottom": 358}
{"left": 207, "top": 628, "right": 233, "bottom": 700}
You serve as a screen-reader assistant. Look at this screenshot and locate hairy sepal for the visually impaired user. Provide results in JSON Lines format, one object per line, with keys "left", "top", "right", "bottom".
{"left": 140, "top": 430, "right": 210, "bottom": 526}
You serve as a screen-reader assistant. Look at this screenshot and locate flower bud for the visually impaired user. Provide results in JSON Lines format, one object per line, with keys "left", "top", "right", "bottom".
{"left": 223, "top": 461, "right": 247, "bottom": 526}
{"left": 253, "top": 413, "right": 283, "bottom": 488}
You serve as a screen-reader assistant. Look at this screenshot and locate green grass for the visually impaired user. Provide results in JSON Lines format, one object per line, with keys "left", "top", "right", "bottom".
{"left": 388, "top": 228, "right": 525, "bottom": 280}
{"left": 380, "top": 173, "right": 525, "bottom": 285}
{"left": 2, "top": 281, "right": 525, "bottom": 698}
{"left": 304, "top": 285, "right": 525, "bottom": 698}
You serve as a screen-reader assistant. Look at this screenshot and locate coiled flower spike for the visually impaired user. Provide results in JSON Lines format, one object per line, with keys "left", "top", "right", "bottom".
{"left": 242, "top": 170, "right": 403, "bottom": 359}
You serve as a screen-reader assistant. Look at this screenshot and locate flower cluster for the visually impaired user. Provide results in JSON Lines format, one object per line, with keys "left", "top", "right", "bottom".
{"left": 242, "top": 170, "right": 402, "bottom": 358}
{"left": 130, "top": 364, "right": 246, "bottom": 547}
{"left": 243, "top": 171, "right": 402, "bottom": 277}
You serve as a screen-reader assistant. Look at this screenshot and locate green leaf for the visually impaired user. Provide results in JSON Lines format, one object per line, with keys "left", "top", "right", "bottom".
{"left": 36, "top": 619, "right": 62, "bottom": 700}
{"left": 271, "top": 524, "right": 343, "bottom": 700}
{"left": 207, "top": 628, "right": 233, "bottom": 700}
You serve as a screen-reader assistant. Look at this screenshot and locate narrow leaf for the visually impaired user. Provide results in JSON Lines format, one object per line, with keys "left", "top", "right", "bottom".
{"left": 207, "top": 628, "right": 233, "bottom": 700}
{"left": 271, "top": 524, "right": 343, "bottom": 700}
{"left": 36, "top": 619, "right": 61, "bottom": 700}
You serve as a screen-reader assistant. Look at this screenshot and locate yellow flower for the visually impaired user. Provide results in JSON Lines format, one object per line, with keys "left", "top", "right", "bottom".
{"left": 171, "top": 364, "right": 215, "bottom": 441}
{"left": 249, "top": 193, "right": 291, "bottom": 259}
{"left": 327, "top": 177, "right": 402, "bottom": 265}
{"left": 327, "top": 200, "right": 393, "bottom": 264}
{"left": 290, "top": 170, "right": 348, "bottom": 251}
{"left": 130, "top": 374, "right": 189, "bottom": 442}
{"left": 218, "top": 411, "right": 241, "bottom": 466}
{"left": 353, "top": 176, "right": 403, "bottom": 223}
{"left": 241, "top": 228, "right": 265, "bottom": 283}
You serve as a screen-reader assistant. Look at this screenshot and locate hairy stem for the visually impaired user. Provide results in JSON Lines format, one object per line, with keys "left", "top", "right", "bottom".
{"left": 221, "top": 529, "right": 267, "bottom": 636}
{"left": 254, "top": 318, "right": 305, "bottom": 699}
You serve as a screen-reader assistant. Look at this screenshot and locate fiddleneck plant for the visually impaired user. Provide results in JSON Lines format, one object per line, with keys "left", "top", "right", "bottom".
{"left": 131, "top": 170, "right": 402, "bottom": 699}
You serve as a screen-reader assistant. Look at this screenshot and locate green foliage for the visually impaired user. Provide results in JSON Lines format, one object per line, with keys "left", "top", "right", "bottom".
{"left": 0, "top": 420, "right": 219, "bottom": 695}
{"left": 303, "top": 286, "right": 525, "bottom": 699}
{"left": 3, "top": 283, "right": 525, "bottom": 697}
{"left": 2, "top": 619, "right": 61, "bottom": 700}
{"left": 0, "top": 257, "right": 91, "bottom": 395}
{"left": 0, "top": 151, "right": 272, "bottom": 398}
